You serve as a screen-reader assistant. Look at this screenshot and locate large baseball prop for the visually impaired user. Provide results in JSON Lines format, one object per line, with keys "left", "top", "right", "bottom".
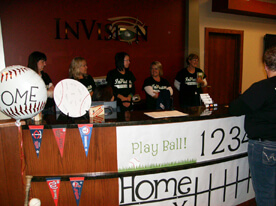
{"left": 0, "top": 65, "right": 47, "bottom": 121}
{"left": 54, "top": 79, "right": 91, "bottom": 118}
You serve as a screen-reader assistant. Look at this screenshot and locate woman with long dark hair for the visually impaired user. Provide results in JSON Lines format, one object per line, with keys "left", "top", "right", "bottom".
{"left": 28, "top": 51, "right": 55, "bottom": 114}
{"left": 106, "top": 52, "right": 136, "bottom": 112}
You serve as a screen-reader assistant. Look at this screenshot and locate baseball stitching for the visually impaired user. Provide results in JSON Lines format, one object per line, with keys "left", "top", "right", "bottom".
{"left": 1, "top": 67, "right": 28, "bottom": 83}
{"left": 1, "top": 101, "right": 46, "bottom": 118}
{"left": 56, "top": 81, "right": 64, "bottom": 108}
{"left": 80, "top": 93, "right": 91, "bottom": 115}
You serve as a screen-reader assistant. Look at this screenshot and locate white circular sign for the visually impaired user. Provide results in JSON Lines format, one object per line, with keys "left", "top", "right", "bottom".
{"left": 54, "top": 79, "right": 91, "bottom": 118}
{"left": 0, "top": 65, "right": 47, "bottom": 120}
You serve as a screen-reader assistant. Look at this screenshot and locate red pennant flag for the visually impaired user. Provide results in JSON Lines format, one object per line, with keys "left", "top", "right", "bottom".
{"left": 52, "top": 127, "right": 66, "bottom": 157}
{"left": 46, "top": 178, "right": 61, "bottom": 206}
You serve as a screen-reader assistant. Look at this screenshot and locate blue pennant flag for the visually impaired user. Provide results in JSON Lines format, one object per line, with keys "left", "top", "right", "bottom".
{"left": 78, "top": 124, "right": 93, "bottom": 156}
{"left": 29, "top": 125, "right": 44, "bottom": 158}
{"left": 70, "top": 177, "right": 84, "bottom": 206}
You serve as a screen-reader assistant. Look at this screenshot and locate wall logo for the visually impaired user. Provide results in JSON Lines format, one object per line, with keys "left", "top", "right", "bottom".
{"left": 55, "top": 16, "right": 147, "bottom": 44}
{"left": 107, "top": 16, "right": 147, "bottom": 44}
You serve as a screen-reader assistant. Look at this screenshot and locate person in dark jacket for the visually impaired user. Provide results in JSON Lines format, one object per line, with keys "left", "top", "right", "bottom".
{"left": 229, "top": 46, "right": 276, "bottom": 206}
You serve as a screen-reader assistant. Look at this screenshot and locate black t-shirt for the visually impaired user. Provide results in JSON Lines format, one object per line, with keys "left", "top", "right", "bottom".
{"left": 175, "top": 67, "right": 206, "bottom": 107}
{"left": 143, "top": 76, "right": 171, "bottom": 110}
{"left": 239, "top": 76, "right": 276, "bottom": 140}
{"left": 78, "top": 75, "right": 96, "bottom": 94}
{"left": 106, "top": 69, "right": 136, "bottom": 111}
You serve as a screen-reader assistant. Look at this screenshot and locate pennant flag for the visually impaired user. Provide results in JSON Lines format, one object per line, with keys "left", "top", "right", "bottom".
{"left": 52, "top": 127, "right": 67, "bottom": 157}
{"left": 78, "top": 124, "right": 93, "bottom": 156}
{"left": 46, "top": 177, "right": 61, "bottom": 206}
{"left": 70, "top": 177, "right": 84, "bottom": 206}
{"left": 29, "top": 125, "right": 44, "bottom": 158}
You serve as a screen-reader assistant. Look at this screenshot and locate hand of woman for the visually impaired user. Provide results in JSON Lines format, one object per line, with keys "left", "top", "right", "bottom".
{"left": 153, "top": 92, "right": 159, "bottom": 99}
{"left": 196, "top": 77, "right": 204, "bottom": 86}
{"left": 123, "top": 95, "right": 132, "bottom": 107}
{"left": 118, "top": 94, "right": 131, "bottom": 108}
{"left": 123, "top": 102, "right": 131, "bottom": 107}
{"left": 47, "top": 85, "right": 55, "bottom": 98}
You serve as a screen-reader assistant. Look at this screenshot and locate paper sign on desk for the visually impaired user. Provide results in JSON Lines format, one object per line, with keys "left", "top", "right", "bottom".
{"left": 144, "top": 110, "right": 188, "bottom": 119}
{"left": 89, "top": 105, "right": 104, "bottom": 117}
{"left": 90, "top": 115, "right": 105, "bottom": 123}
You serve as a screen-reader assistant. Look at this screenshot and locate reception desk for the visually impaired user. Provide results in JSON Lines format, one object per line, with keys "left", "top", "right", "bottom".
{"left": 0, "top": 106, "right": 255, "bottom": 205}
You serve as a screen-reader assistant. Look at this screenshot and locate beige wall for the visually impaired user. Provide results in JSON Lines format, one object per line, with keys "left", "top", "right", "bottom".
{"left": 197, "top": 0, "right": 276, "bottom": 92}
{"left": 188, "top": 0, "right": 200, "bottom": 56}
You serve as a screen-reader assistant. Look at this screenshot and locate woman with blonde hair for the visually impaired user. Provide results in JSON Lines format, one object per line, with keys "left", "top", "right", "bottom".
{"left": 69, "top": 57, "right": 96, "bottom": 96}
{"left": 143, "top": 61, "right": 173, "bottom": 110}
{"left": 174, "top": 53, "right": 207, "bottom": 108}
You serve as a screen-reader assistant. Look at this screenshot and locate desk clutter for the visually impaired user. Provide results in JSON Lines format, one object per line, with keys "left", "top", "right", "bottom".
{"left": 200, "top": 93, "right": 217, "bottom": 108}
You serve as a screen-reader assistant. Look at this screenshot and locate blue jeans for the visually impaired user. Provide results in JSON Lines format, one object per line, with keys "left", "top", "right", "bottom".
{"left": 248, "top": 139, "right": 276, "bottom": 206}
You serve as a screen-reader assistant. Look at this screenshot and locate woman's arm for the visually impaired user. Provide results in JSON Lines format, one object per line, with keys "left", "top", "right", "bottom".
{"left": 174, "top": 80, "right": 180, "bottom": 91}
{"left": 144, "top": 86, "right": 159, "bottom": 99}
{"left": 47, "top": 83, "right": 54, "bottom": 98}
{"left": 167, "top": 86, "right": 173, "bottom": 96}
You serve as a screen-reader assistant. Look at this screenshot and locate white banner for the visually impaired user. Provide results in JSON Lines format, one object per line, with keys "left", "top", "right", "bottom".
{"left": 119, "top": 157, "right": 255, "bottom": 206}
{"left": 117, "top": 116, "right": 247, "bottom": 171}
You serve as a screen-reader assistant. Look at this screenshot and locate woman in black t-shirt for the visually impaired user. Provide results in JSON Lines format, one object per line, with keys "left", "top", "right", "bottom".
{"left": 28, "top": 51, "right": 55, "bottom": 114}
{"left": 143, "top": 61, "right": 173, "bottom": 110}
{"left": 174, "top": 54, "right": 207, "bottom": 108}
{"left": 69, "top": 57, "right": 96, "bottom": 97}
{"left": 106, "top": 52, "right": 136, "bottom": 112}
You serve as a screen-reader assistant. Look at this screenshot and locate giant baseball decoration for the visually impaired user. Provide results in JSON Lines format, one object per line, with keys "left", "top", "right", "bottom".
{"left": 54, "top": 79, "right": 91, "bottom": 118}
{"left": 0, "top": 65, "right": 47, "bottom": 120}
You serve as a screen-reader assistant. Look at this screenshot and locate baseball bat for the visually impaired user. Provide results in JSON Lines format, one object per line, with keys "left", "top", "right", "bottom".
{"left": 24, "top": 175, "right": 33, "bottom": 206}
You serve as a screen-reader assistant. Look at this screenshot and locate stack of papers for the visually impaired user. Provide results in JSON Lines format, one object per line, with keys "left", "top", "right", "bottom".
{"left": 144, "top": 110, "right": 188, "bottom": 119}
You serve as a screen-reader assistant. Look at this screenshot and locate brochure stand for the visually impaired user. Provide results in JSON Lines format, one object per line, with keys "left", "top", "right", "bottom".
{"left": 200, "top": 93, "right": 218, "bottom": 108}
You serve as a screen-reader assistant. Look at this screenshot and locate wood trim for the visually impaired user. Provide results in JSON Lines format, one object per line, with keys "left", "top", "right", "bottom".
{"left": 0, "top": 119, "right": 25, "bottom": 127}
{"left": 238, "top": 30, "right": 244, "bottom": 94}
{"left": 212, "top": 0, "right": 276, "bottom": 19}
{"left": 0, "top": 125, "right": 25, "bottom": 205}
{"left": 204, "top": 27, "right": 244, "bottom": 94}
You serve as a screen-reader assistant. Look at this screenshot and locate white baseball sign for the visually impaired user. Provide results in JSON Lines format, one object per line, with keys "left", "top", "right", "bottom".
{"left": 0, "top": 65, "right": 47, "bottom": 120}
{"left": 54, "top": 79, "right": 91, "bottom": 118}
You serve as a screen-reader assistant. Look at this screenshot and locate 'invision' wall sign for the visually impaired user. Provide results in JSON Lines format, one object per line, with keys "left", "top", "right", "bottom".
{"left": 55, "top": 16, "right": 147, "bottom": 44}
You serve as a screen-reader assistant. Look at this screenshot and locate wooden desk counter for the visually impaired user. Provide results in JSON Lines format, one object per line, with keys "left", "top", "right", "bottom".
{"left": 0, "top": 106, "right": 255, "bottom": 205}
